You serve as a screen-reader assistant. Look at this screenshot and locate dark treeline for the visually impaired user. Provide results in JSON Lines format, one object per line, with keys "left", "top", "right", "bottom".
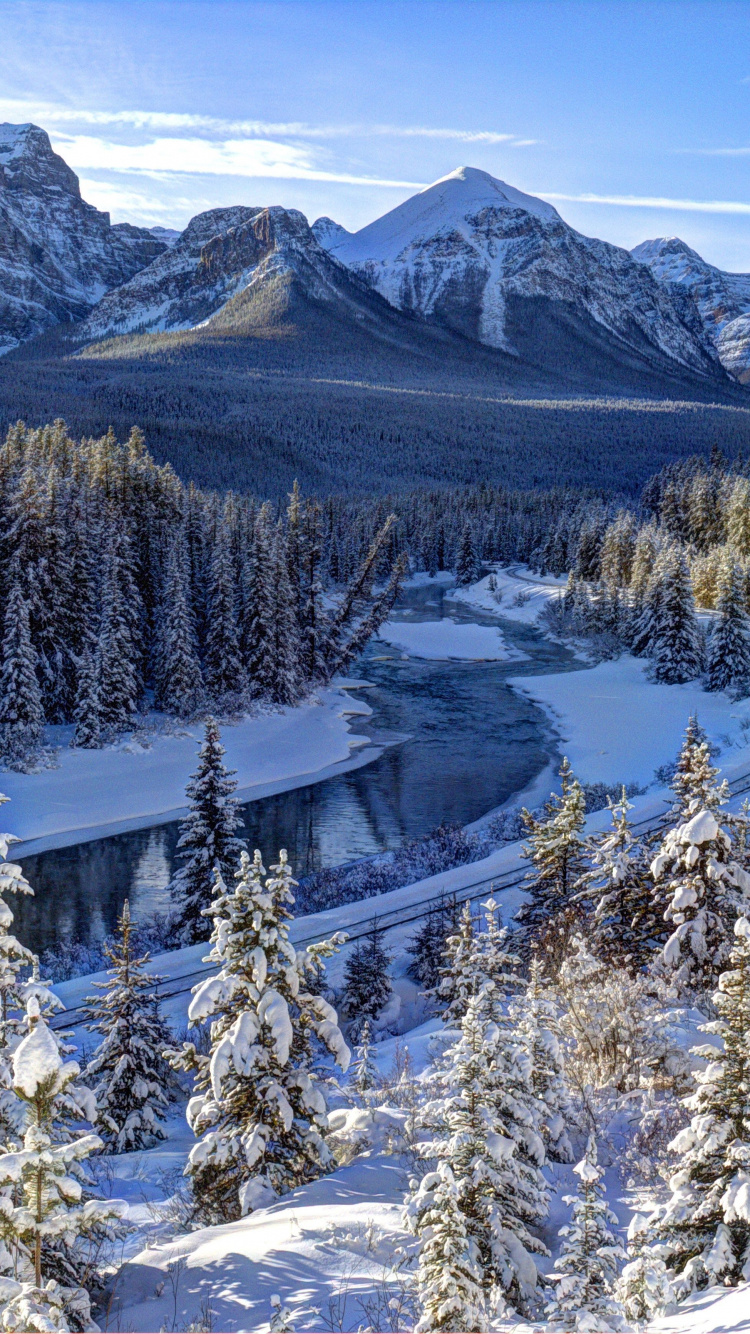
{"left": 0, "top": 420, "right": 404, "bottom": 765}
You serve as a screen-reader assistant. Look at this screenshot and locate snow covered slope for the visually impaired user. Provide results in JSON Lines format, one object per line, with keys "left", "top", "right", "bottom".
{"left": 0, "top": 123, "right": 167, "bottom": 354}
{"left": 632, "top": 236, "right": 750, "bottom": 383}
{"left": 315, "top": 166, "right": 721, "bottom": 374}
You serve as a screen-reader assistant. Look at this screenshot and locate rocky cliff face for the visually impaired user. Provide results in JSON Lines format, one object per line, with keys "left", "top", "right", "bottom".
{"left": 632, "top": 236, "right": 750, "bottom": 383}
{"left": 82, "top": 202, "right": 395, "bottom": 340}
{"left": 316, "top": 166, "right": 721, "bottom": 377}
{"left": 0, "top": 122, "right": 166, "bottom": 353}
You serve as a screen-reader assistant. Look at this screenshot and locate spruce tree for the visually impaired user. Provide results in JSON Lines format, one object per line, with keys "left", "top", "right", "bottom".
{"left": 96, "top": 534, "right": 139, "bottom": 736}
{"left": 648, "top": 917, "right": 750, "bottom": 1294}
{"left": 71, "top": 640, "right": 100, "bottom": 749}
{"left": 340, "top": 925, "right": 392, "bottom": 1038}
{"left": 204, "top": 525, "right": 246, "bottom": 705}
{"left": 169, "top": 718, "right": 246, "bottom": 945}
{"left": 649, "top": 548, "right": 704, "bottom": 685}
{"left": 615, "top": 1213, "right": 674, "bottom": 1325}
{"left": 266, "top": 525, "right": 301, "bottom": 706}
{"left": 705, "top": 559, "right": 750, "bottom": 693}
{"left": 650, "top": 766, "right": 750, "bottom": 994}
{"left": 0, "top": 1003, "right": 126, "bottom": 1329}
{"left": 545, "top": 1135, "right": 626, "bottom": 1332}
{"left": 455, "top": 525, "right": 480, "bottom": 586}
{"left": 583, "top": 789, "right": 663, "bottom": 971}
{"left": 407, "top": 1161, "right": 487, "bottom": 1333}
{"left": 82, "top": 900, "right": 173, "bottom": 1152}
{"left": 408, "top": 896, "right": 460, "bottom": 993}
{"left": 408, "top": 988, "right": 548, "bottom": 1319}
{"left": 156, "top": 537, "right": 203, "bottom": 717}
{"left": 0, "top": 582, "right": 44, "bottom": 766}
{"left": 350, "top": 1019, "right": 380, "bottom": 1105}
{"left": 670, "top": 717, "right": 726, "bottom": 819}
{"left": 171, "top": 849, "right": 349, "bottom": 1224}
{"left": 516, "top": 758, "right": 587, "bottom": 964}
{"left": 510, "top": 957, "right": 573, "bottom": 1163}
{"left": 435, "top": 902, "right": 477, "bottom": 1025}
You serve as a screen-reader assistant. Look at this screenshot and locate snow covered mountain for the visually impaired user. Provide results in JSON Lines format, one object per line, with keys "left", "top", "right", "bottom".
{"left": 0, "top": 123, "right": 167, "bottom": 354}
{"left": 315, "top": 166, "right": 720, "bottom": 375}
{"left": 81, "top": 201, "right": 444, "bottom": 344}
{"left": 632, "top": 236, "right": 750, "bottom": 383}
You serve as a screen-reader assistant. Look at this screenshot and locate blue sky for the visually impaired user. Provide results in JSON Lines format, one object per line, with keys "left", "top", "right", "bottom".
{"left": 3, "top": 0, "right": 750, "bottom": 268}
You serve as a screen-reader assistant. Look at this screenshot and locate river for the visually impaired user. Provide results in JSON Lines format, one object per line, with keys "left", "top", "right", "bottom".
{"left": 15, "top": 581, "right": 580, "bottom": 954}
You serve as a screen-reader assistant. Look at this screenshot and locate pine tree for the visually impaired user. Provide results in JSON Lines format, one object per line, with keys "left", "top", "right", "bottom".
{"left": 204, "top": 525, "right": 246, "bottom": 705}
{"left": 350, "top": 1019, "right": 380, "bottom": 1105}
{"left": 615, "top": 1213, "right": 674, "bottom": 1325}
{"left": 545, "top": 1135, "right": 626, "bottom": 1332}
{"left": 705, "top": 559, "right": 750, "bottom": 693}
{"left": 650, "top": 765, "right": 750, "bottom": 993}
{"left": 156, "top": 536, "right": 203, "bottom": 717}
{"left": 171, "top": 849, "right": 349, "bottom": 1224}
{"left": 455, "top": 525, "right": 480, "bottom": 586}
{"left": 670, "top": 717, "right": 726, "bottom": 820}
{"left": 71, "top": 640, "right": 100, "bottom": 749}
{"left": 408, "top": 988, "right": 548, "bottom": 1319}
{"left": 96, "top": 533, "right": 140, "bottom": 736}
{"left": 649, "top": 548, "right": 704, "bottom": 685}
{"left": 340, "top": 925, "right": 392, "bottom": 1037}
{"left": 0, "top": 582, "right": 44, "bottom": 766}
{"left": 407, "top": 1161, "right": 487, "bottom": 1333}
{"left": 435, "top": 902, "right": 477, "bottom": 1025}
{"left": 583, "top": 789, "right": 663, "bottom": 971}
{"left": 648, "top": 917, "right": 750, "bottom": 1295}
{"left": 408, "top": 896, "right": 460, "bottom": 992}
{"left": 0, "top": 1002, "right": 126, "bottom": 1328}
{"left": 510, "top": 957, "right": 573, "bottom": 1163}
{"left": 169, "top": 719, "right": 246, "bottom": 945}
{"left": 82, "top": 900, "right": 173, "bottom": 1152}
{"left": 516, "top": 758, "right": 588, "bottom": 965}
{"left": 265, "top": 524, "right": 301, "bottom": 706}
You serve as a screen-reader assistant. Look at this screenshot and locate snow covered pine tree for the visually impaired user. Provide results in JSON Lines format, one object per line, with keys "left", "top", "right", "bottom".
{"left": 406, "top": 984, "right": 549, "bottom": 1322}
{"left": 0, "top": 1001, "right": 126, "bottom": 1331}
{"left": 83, "top": 899, "right": 174, "bottom": 1151}
{"left": 545, "top": 1135, "right": 626, "bottom": 1332}
{"left": 171, "top": 849, "right": 349, "bottom": 1224}
{"left": 517, "top": 758, "right": 587, "bottom": 968}
{"left": 340, "top": 923, "right": 393, "bottom": 1037}
{"left": 169, "top": 718, "right": 246, "bottom": 944}
{"left": 648, "top": 916, "right": 750, "bottom": 1295}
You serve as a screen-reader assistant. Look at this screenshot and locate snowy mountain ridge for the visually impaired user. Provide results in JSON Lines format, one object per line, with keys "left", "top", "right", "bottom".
{"left": 315, "top": 165, "right": 721, "bottom": 374}
{"left": 632, "top": 235, "right": 750, "bottom": 383}
{"left": 0, "top": 122, "right": 167, "bottom": 354}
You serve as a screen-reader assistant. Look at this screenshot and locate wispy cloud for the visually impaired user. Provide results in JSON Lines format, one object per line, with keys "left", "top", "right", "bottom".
{"left": 543, "top": 191, "right": 750, "bottom": 215}
{"left": 0, "top": 98, "right": 534, "bottom": 147}
{"left": 684, "top": 146, "right": 750, "bottom": 157}
{"left": 55, "top": 134, "right": 426, "bottom": 188}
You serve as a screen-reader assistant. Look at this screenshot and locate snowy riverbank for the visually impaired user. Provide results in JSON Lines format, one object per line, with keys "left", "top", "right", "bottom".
{"left": 4, "top": 685, "right": 374, "bottom": 856}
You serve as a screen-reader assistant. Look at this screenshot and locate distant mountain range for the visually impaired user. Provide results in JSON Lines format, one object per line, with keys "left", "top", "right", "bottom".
{"left": 2, "top": 124, "right": 750, "bottom": 495}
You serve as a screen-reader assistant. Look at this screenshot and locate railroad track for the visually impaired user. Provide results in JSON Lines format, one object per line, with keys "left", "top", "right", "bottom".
{"left": 49, "top": 764, "right": 750, "bottom": 1029}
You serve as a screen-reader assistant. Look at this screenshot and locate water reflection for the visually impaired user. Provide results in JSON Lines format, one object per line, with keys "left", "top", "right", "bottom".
{"left": 16, "top": 584, "right": 580, "bottom": 955}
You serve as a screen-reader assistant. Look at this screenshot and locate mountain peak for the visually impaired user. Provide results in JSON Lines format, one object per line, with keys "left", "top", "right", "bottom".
{"left": 420, "top": 164, "right": 560, "bottom": 221}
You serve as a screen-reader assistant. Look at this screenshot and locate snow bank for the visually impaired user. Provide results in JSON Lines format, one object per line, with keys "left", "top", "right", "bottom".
{"left": 649, "top": 1281, "right": 750, "bottom": 1333}
{"left": 508, "top": 655, "right": 750, "bottom": 788}
{"left": 377, "top": 617, "right": 521, "bottom": 660}
{"left": 6, "top": 686, "right": 374, "bottom": 855}
{"left": 112, "top": 1155, "right": 409, "bottom": 1332}
{"left": 448, "top": 565, "right": 566, "bottom": 625}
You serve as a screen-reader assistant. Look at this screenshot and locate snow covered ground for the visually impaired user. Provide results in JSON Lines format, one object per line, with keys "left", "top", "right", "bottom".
{"left": 509, "top": 654, "right": 750, "bottom": 788}
{"left": 4, "top": 685, "right": 374, "bottom": 856}
{"left": 447, "top": 565, "right": 567, "bottom": 624}
{"left": 376, "top": 616, "right": 523, "bottom": 660}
